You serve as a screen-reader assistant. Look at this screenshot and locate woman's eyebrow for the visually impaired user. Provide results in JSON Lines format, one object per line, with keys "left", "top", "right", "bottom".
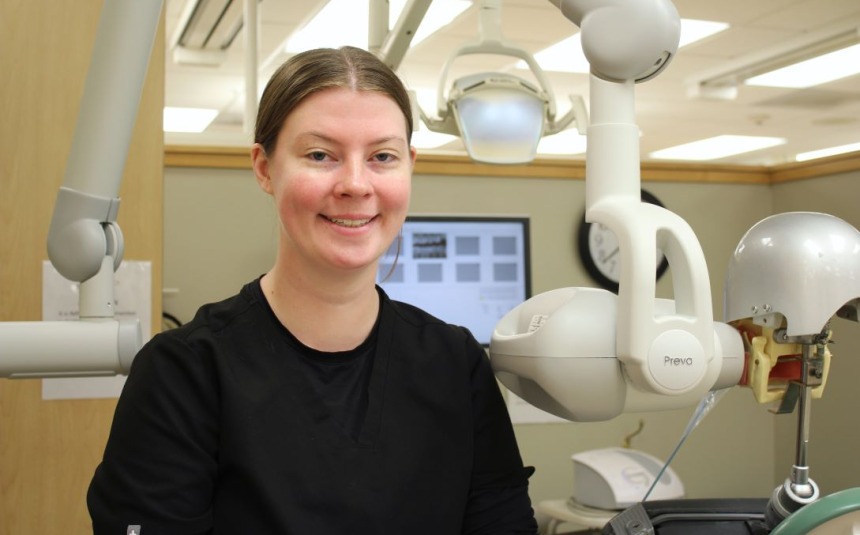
{"left": 296, "top": 132, "right": 407, "bottom": 147}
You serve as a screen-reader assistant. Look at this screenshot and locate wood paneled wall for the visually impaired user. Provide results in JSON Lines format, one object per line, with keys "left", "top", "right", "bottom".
{"left": 0, "top": 1, "right": 164, "bottom": 533}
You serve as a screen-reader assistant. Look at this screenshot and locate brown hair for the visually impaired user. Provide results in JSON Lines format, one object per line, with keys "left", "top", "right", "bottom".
{"left": 254, "top": 46, "right": 413, "bottom": 156}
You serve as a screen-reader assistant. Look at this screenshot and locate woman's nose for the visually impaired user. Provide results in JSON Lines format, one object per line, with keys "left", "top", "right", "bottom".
{"left": 334, "top": 159, "right": 373, "bottom": 197}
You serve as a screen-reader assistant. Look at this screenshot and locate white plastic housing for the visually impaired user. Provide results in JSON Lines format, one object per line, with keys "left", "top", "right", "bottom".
{"left": 548, "top": 0, "right": 681, "bottom": 82}
{"left": 572, "top": 447, "right": 685, "bottom": 509}
{"left": 490, "top": 287, "right": 744, "bottom": 422}
{"left": 0, "top": 319, "right": 141, "bottom": 378}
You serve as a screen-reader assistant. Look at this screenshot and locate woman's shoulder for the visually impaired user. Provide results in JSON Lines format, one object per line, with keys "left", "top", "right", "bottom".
{"left": 175, "top": 279, "right": 267, "bottom": 335}
{"left": 141, "top": 280, "right": 271, "bottom": 362}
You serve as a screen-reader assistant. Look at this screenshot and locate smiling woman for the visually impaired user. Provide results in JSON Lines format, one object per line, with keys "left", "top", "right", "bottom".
{"left": 88, "top": 46, "right": 539, "bottom": 535}
{"left": 252, "top": 87, "right": 414, "bottom": 291}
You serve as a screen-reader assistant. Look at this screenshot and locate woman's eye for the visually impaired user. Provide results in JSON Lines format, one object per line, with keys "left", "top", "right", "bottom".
{"left": 373, "top": 152, "right": 395, "bottom": 163}
{"left": 309, "top": 151, "right": 328, "bottom": 162}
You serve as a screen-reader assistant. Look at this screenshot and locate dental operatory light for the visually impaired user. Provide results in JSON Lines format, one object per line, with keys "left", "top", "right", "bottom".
{"left": 417, "top": 0, "right": 587, "bottom": 164}
{"left": 448, "top": 73, "right": 548, "bottom": 163}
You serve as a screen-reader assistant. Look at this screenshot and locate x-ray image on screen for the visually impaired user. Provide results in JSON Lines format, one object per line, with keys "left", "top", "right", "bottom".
{"left": 378, "top": 216, "right": 531, "bottom": 346}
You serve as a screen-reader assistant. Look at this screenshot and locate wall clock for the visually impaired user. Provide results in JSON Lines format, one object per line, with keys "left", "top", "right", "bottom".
{"left": 577, "top": 189, "right": 670, "bottom": 293}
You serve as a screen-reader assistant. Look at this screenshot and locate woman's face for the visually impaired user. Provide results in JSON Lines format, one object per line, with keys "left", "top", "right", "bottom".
{"left": 253, "top": 87, "right": 415, "bottom": 277}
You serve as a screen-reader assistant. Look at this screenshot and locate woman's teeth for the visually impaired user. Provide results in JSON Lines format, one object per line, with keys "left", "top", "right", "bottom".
{"left": 326, "top": 216, "right": 371, "bottom": 228}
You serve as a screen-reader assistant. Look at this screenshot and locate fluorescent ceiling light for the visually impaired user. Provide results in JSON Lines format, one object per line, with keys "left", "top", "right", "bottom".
{"left": 796, "top": 141, "right": 860, "bottom": 162}
{"left": 286, "top": 0, "right": 470, "bottom": 53}
{"left": 163, "top": 107, "right": 218, "bottom": 133}
{"left": 527, "top": 18, "right": 728, "bottom": 73}
{"left": 286, "top": 0, "right": 367, "bottom": 51}
{"left": 679, "top": 19, "right": 729, "bottom": 47}
{"left": 530, "top": 33, "right": 589, "bottom": 74}
{"left": 649, "top": 135, "right": 786, "bottom": 161}
{"left": 537, "top": 129, "right": 587, "bottom": 155}
{"left": 390, "top": 0, "right": 470, "bottom": 45}
{"left": 744, "top": 43, "right": 860, "bottom": 88}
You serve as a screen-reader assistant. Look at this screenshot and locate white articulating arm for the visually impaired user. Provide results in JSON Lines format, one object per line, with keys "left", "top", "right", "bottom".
{"left": 586, "top": 72, "right": 716, "bottom": 397}
{"left": 0, "top": 0, "right": 163, "bottom": 378}
{"left": 489, "top": 0, "right": 744, "bottom": 421}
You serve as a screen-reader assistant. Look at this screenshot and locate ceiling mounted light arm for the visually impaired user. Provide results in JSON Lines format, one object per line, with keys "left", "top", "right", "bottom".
{"left": 375, "top": 0, "right": 433, "bottom": 70}
{"left": 433, "top": 0, "right": 558, "bottom": 123}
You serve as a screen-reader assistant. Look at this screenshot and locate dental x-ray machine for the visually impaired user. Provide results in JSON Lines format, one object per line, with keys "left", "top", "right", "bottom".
{"left": 484, "top": 0, "right": 860, "bottom": 533}
{"left": 0, "top": 0, "right": 163, "bottom": 378}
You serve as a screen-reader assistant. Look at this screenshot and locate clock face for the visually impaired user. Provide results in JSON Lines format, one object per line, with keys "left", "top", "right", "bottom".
{"left": 587, "top": 222, "right": 623, "bottom": 284}
{"left": 577, "top": 189, "right": 670, "bottom": 293}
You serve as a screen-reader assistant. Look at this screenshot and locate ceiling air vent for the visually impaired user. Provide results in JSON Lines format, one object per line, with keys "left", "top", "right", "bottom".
{"left": 169, "top": 0, "right": 261, "bottom": 66}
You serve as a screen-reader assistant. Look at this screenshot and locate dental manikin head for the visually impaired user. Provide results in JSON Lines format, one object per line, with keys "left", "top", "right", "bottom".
{"left": 725, "top": 212, "right": 860, "bottom": 337}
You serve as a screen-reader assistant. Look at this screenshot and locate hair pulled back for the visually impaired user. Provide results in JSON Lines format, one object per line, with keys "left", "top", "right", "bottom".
{"left": 254, "top": 46, "right": 413, "bottom": 156}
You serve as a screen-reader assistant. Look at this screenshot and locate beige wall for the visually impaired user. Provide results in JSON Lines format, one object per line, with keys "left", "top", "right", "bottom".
{"left": 163, "top": 166, "right": 278, "bottom": 322}
{"left": 0, "top": 1, "right": 164, "bottom": 533}
{"left": 163, "top": 164, "right": 782, "bottom": 507}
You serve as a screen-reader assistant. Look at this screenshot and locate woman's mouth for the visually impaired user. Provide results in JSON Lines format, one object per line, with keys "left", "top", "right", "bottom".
{"left": 323, "top": 215, "right": 374, "bottom": 228}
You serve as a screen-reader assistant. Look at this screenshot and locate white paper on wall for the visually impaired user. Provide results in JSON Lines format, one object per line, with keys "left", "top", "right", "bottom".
{"left": 40, "top": 260, "right": 152, "bottom": 400}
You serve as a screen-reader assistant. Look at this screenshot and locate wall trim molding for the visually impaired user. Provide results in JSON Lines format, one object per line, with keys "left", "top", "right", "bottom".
{"left": 164, "top": 145, "right": 860, "bottom": 185}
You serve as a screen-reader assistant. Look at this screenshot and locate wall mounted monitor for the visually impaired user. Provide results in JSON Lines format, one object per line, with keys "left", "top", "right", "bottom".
{"left": 377, "top": 215, "right": 532, "bottom": 346}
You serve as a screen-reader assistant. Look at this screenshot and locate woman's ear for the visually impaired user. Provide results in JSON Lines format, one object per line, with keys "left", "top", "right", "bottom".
{"left": 409, "top": 144, "right": 418, "bottom": 168}
{"left": 251, "top": 143, "right": 273, "bottom": 194}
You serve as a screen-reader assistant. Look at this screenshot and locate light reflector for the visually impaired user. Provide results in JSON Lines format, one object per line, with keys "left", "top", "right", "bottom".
{"left": 451, "top": 73, "right": 546, "bottom": 164}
